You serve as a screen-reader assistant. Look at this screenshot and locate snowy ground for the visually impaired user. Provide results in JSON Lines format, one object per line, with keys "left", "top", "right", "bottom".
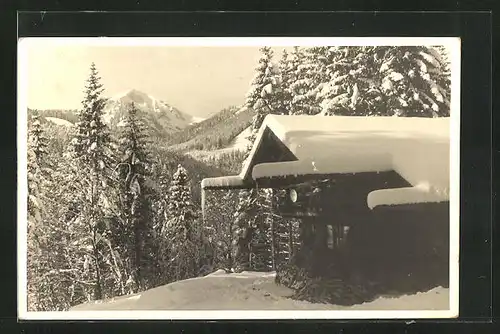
{"left": 70, "top": 270, "right": 449, "bottom": 311}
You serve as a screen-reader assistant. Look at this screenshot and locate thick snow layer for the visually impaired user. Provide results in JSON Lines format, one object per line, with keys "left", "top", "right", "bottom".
{"left": 70, "top": 270, "right": 449, "bottom": 311}
{"left": 45, "top": 117, "right": 74, "bottom": 127}
{"left": 252, "top": 154, "right": 393, "bottom": 179}
{"left": 367, "top": 185, "right": 449, "bottom": 209}
{"left": 201, "top": 175, "right": 244, "bottom": 189}
{"left": 241, "top": 115, "right": 450, "bottom": 200}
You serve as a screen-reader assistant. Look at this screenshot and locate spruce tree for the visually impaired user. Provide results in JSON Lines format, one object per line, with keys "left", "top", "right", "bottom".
{"left": 232, "top": 46, "right": 282, "bottom": 272}
{"left": 69, "top": 62, "right": 116, "bottom": 300}
{"left": 316, "top": 46, "right": 451, "bottom": 117}
{"left": 26, "top": 114, "right": 49, "bottom": 311}
{"left": 245, "top": 46, "right": 282, "bottom": 143}
{"left": 27, "top": 114, "right": 48, "bottom": 226}
{"left": 288, "top": 46, "right": 322, "bottom": 115}
{"left": 315, "top": 46, "right": 385, "bottom": 116}
{"left": 164, "top": 164, "right": 198, "bottom": 280}
{"left": 276, "top": 49, "right": 293, "bottom": 115}
{"left": 114, "top": 102, "right": 154, "bottom": 292}
{"left": 376, "top": 46, "right": 450, "bottom": 117}
{"left": 28, "top": 113, "right": 48, "bottom": 165}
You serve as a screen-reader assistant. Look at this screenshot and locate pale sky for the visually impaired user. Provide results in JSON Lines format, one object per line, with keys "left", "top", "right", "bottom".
{"left": 25, "top": 44, "right": 274, "bottom": 117}
{"left": 22, "top": 38, "right": 458, "bottom": 118}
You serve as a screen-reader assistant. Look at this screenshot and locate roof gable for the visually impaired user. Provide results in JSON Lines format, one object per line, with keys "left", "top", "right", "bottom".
{"left": 202, "top": 114, "right": 450, "bottom": 207}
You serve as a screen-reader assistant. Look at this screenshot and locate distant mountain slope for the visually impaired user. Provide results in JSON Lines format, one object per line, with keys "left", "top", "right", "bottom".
{"left": 167, "top": 106, "right": 255, "bottom": 152}
{"left": 45, "top": 117, "right": 74, "bottom": 127}
{"left": 28, "top": 89, "right": 195, "bottom": 137}
{"left": 103, "top": 89, "right": 195, "bottom": 136}
{"left": 28, "top": 108, "right": 79, "bottom": 124}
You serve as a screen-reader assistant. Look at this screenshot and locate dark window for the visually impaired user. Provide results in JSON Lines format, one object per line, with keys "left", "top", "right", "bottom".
{"left": 327, "top": 225, "right": 334, "bottom": 249}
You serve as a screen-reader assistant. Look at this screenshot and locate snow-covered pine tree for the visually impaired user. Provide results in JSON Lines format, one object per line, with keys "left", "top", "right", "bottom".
{"left": 276, "top": 48, "right": 293, "bottom": 115}
{"left": 232, "top": 46, "right": 283, "bottom": 272}
{"left": 26, "top": 113, "right": 49, "bottom": 311}
{"left": 316, "top": 46, "right": 451, "bottom": 117}
{"left": 245, "top": 46, "right": 283, "bottom": 142}
{"left": 71, "top": 63, "right": 113, "bottom": 167}
{"left": 27, "top": 114, "right": 48, "bottom": 226}
{"left": 376, "top": 46, "right": 451, "bottom": 117}
{"left": 288, "top": 46, "right": 323, "bottom": 115}
{"left": 164, "top": 164, "right": 198, "bottom": 280}
{"left": 68, "top": 62, "right": 117, "bottom": 300}
{"left": 203, "top": 189, "right": 237, "bottom": 270}
{"left": 114, "top": 102, "right": 154, "bottom": 292}
{"left": 28, "top": 113, "right": 48, "bottom": 165}
{"left": 27, "top": 113, "right": 78, "bottom": 311}
{"left": 316, "top": 46, "right": 386, "bottom": 116}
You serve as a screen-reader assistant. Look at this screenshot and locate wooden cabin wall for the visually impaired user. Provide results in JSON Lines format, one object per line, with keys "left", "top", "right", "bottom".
{"left": 347, "top": 202, "right": 450, "bottom": 290}
{"left": 318, "top": 171, "right": 411, "bottom": 226}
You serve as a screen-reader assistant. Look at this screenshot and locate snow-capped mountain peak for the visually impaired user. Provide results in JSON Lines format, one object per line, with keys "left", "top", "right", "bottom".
{"left": 109, "top": 89, "right": 168, "bottom": 113}
{"left": 103, "top": 89, "right": 196, "bottom": 134}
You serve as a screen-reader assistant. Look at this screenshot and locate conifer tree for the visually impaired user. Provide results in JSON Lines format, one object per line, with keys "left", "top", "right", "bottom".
{"left": 316, "top": 46, "right": 451, "bottom": 117}
{"left": 315, "top": 46, "right": 384, "bottom": 116}
{"left": 376, "top": 46, "right": 450, "bottom": 117}
{"left": 276, "top": 49, "right": 293, "bottom": 115}
{"left": 232, "top": 46, "right": 282, "bottom": 272}
{"left": 245, "top": 46, "right": 282, "bottom": 143}
{"left": 68, "top": 62, "right": 117, "bottom": 300}
{"left": 114, "top": 102, "right": 154, "bottom": 292}
{"left": 164, "top": 164, "right": 198, "bottom": 280}
{"left": 26, "top": 114, "right": 49, "bottom": 311}
{"left": 288, "top": 46, "right": 322, "bottom": 115}
{"left": 27, "top": 114, "right": 48, "bottom": 226}
{"left": 28, "top": 113, "right": 48, "bottom": 165}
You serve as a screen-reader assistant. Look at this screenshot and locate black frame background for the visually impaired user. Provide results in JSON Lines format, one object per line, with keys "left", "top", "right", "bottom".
{"left": 1, "top": 9, "right": 493, "bottom": 334}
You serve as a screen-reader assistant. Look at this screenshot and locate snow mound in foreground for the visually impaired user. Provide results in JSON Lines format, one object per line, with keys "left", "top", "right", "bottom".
{"left": 70, "top": 270, "right": 449, "bottom": 311}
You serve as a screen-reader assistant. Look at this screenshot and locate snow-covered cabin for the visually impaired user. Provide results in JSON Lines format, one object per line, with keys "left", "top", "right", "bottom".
{"left": 202, "top": 114, "right": 449, "bottom": 207}
{"left": 202, "top": 115, "right": 450, "bottom": 284}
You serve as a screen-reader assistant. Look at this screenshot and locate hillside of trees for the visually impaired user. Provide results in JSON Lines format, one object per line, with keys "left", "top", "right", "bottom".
{"left": 28, "top": 108, "right": 79, "bottom": 124}
{"left": 166, "top": 106, "right": 255, "bottom": 152}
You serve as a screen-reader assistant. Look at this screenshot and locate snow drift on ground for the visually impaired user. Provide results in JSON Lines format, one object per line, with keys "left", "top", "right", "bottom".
{"left": 70, "top": 270, "right": 449, "bottom": 311}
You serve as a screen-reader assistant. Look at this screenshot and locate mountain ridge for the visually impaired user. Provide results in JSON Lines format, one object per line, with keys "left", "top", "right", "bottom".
{"left": 103, "top": 89, "right": 196, "bottom": 135}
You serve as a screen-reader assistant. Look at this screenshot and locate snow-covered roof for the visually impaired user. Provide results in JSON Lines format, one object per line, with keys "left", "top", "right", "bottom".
{"left": 201, "top": 175, "right": 245, "bottom": 189}
{"left": 202, "top": 114, "right": 450, "bottom": 208}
